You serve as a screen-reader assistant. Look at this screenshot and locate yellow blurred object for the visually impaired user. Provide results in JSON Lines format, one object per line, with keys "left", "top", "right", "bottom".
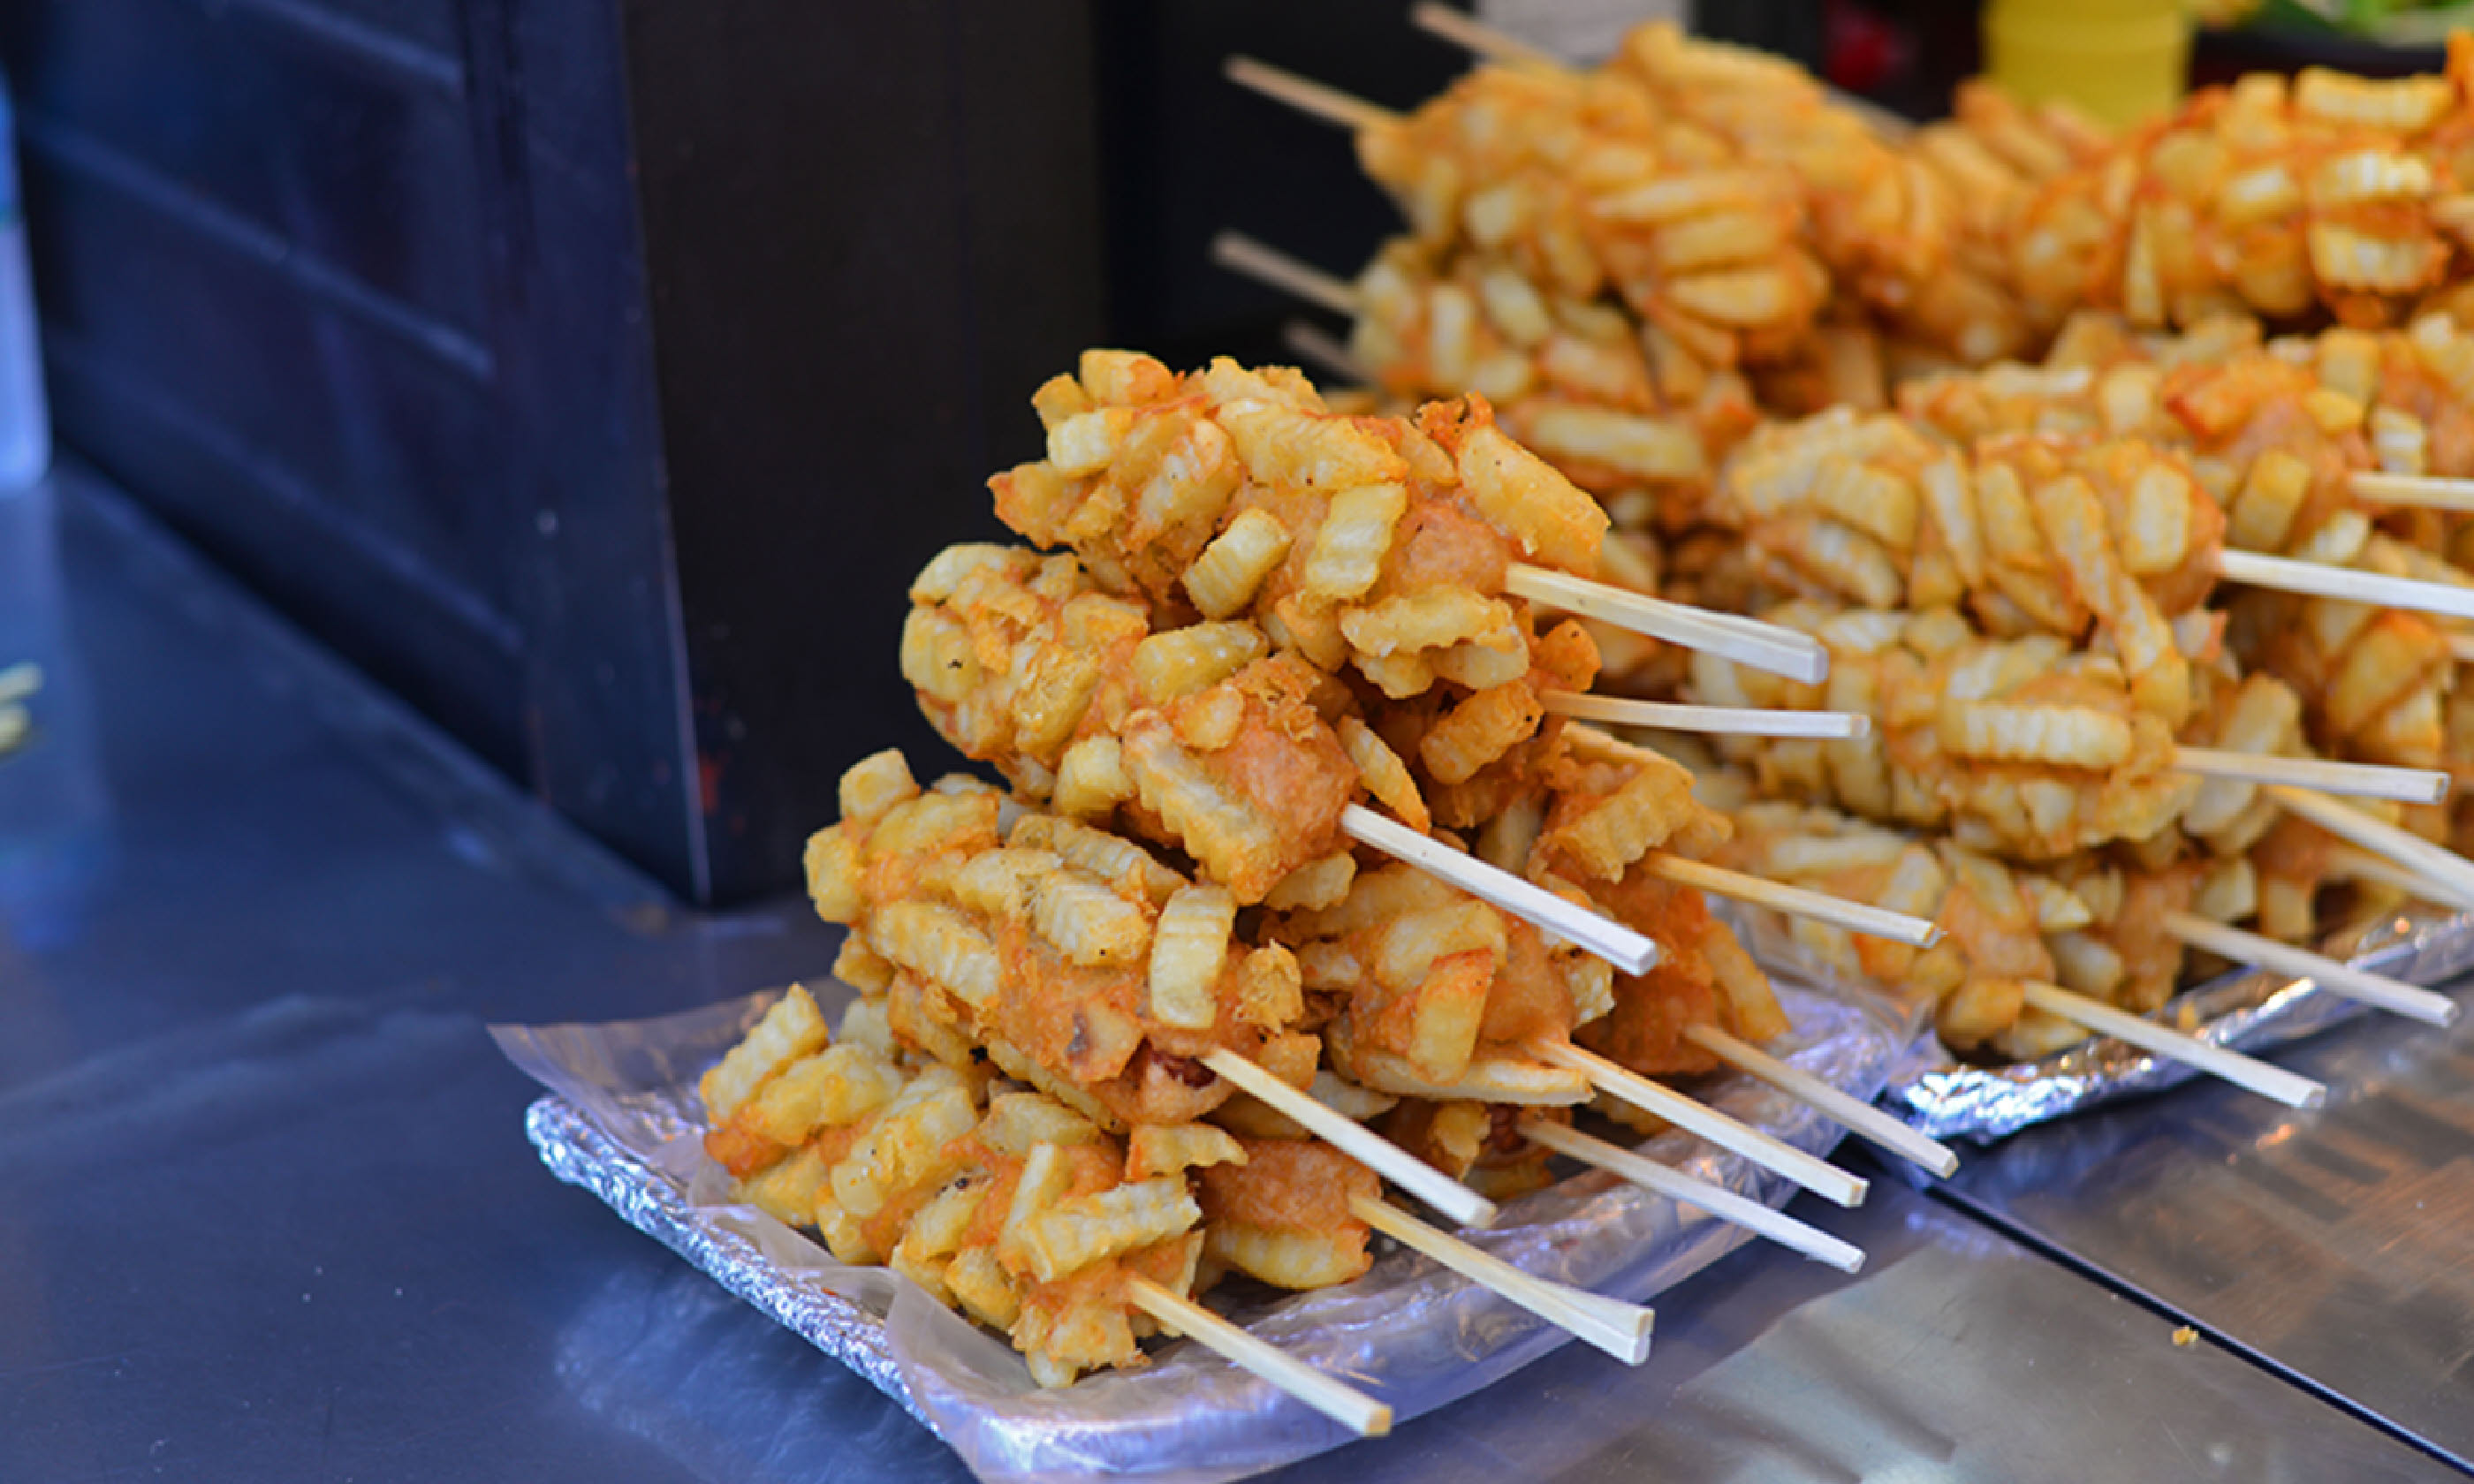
{"left": 1985, "top": 0, "right": 2193, "bottom": 128}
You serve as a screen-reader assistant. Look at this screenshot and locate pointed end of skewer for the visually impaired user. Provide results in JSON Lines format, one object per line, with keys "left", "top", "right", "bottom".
{"left": 1920, "top": 1147, "right": 1962, "bottom": 1180}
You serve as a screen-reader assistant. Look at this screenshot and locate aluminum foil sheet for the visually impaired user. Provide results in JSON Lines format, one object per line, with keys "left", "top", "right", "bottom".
{"left": 1870, "top": 905, "right": 2474, "bottom": 1142}
{"left": 492, "top": 973, "right": 1905, "bottom": 1484}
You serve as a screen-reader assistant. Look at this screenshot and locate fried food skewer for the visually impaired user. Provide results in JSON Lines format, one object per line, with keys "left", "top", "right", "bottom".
{"left": 2017, "top": 981, "right": 2327, "bottom": 1109}
{"left": 1520, "top": 1117, "right": 1866, "bottom": 1271}
{"left": 1126, "top": 1276, "right": 1394, "bottom": 1435}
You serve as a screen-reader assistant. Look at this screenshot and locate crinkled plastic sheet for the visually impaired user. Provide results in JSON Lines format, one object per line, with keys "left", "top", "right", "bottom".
{"left": 1841, "top": 905, "right": 2474, "bottom": 1142}
{"left": 491, "top": 971, "right": 1904, "bottom": 1484}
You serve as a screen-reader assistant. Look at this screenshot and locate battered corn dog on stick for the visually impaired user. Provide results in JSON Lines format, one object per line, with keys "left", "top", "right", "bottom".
{"left": 1348, "top": 239, "right": 1761, "bottom": 532}
{"left": 994, "top": 352, "right": 1611, "bottom": 693}
{"left": 1718, "top": 799, "right": 2303, "bottom": 1064}
{"left": 1690, "top": 603, "right": 2204, "bottom": 861}
{"left": 2010, "top": 41, "right": 2474, "bottom": 338}
{"left": 898, "top": 549, "right": 1798, "bottom": 1092}
{"left": 1893, "top": 324, "right": 2468, "bottom": 837}
{"left": 699, "top": 983, "right": 1392, "bottom": 1397}
{"left": 1350, "top": 51, "right": 1831, "bottom": 375}
{"left": 804, "top": 749, "right": 1322, "bottom": 1130}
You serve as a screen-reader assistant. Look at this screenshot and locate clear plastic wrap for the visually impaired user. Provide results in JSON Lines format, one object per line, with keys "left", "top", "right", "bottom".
{"left": 491, "top": 969, "right": 1906, "bottom": 1484}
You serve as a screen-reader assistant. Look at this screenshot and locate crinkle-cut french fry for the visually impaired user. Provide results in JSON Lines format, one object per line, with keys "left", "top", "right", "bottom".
{"left": 1184, "top": 507, "right": 1294, "bottom": 620}
{"left": 698, "top": 985, "right": 828, "bottom": 1124}
{"left": 1149, "top": 884, "right": 1239, "bottom": 1029}
{"left": 1012, "top": 1177, "right": 1203, "bottom": 1284}
{"left": 869, "top": 901, "right": 1003, "bottom": 1008}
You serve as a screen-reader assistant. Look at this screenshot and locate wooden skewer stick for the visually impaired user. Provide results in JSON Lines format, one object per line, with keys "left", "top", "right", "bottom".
{"left": 1553, "top": 725, "right": 1939, "bottom": 950}
{"left": 1226, "top": 56, "right": 1397, "bottom": 132}
{"left": 1350, "top": 1195, "right": 1654, "bottom": 1364}
{"left": 1643, "top": 850, "right": 1943, "bottom": 949}
{"left": 1546, "top": 692, "right": 1871, "bottom": 740}
{"left": 1202, "top": 1049, "right": 1500, "bottom": 1230}
{"left": 1506, "top": 564, "right": 1830, "bottom": 685}
{"left": 2349, "top": 471, "right": 2474, "bottom": 513}
{"left": 2325, "top": 844, "right": 2474, "bottom": 914}
{"left": 2170, "top": 747, "right": 2450, "bottom": 806}
{"left": 2161, "top": 910, "right": 2458, "bottom": 1028}
{"left": 1281, "top": 320, "right": 1371, "bottom": 385}
{"left": 1407, "top": 2, "right": 1563, "bottom": 69}
{"left": 1211, "top": 231, "right": 1360, "bottom": 318}
{"left": 1125, "top": 1277, "right": 1393, "bottom": 1435}
{"left": 2266, "top": 784, "right": 2474, "bottom": 911}
{"left": 1215, "top": 232, "right": 1362, "bottom": 314}
{"left": 1521, "top": 1118, "right": 1866, "bottom": 1273}
{"left": 2215, "top": 548, "right": 2474, "bottom": 624}
{"left": 1533, "top": 1040, "right": 1869, "bottom": 1208}
{"left": 2016, "top": 981, "right": 2326, "bottom": 1109}
{"left": 1342, "top": 805, "right": 1660, "bottom": 975}
{"left": 1680, "top": 1024, "right": 1960, "bottom": 1177}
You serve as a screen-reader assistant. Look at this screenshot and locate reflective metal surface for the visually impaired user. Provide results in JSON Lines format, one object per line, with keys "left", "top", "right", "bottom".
{"left": 4, "top": 465, "right": 2465, "bottom": 1482}
{"left": 1940, "top": 960, "right": 2474, "bottom": 1473}
{"left": 1275, "top": 1183, "right": 2453, "bottom": 1484}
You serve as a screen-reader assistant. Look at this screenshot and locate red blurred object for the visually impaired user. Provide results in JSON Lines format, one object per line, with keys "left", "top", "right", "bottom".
{"left": 1825, "top": 0, "right": 1916, "bottom": 94}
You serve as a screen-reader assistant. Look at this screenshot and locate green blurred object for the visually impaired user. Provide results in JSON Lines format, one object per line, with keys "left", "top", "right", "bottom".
{"left": 2246, "top": 0, "right": 2474, "bottom": 42}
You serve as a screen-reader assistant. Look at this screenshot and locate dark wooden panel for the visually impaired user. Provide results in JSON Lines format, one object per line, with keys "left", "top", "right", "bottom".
{"left": 2, "top": 0, "right": 492, "bottom": 336}
{"left": 19, "top": 140, "right": 515, "bottom": 621}
{"left": 627, "top": 0, "right": 1106, "bottom": 902}
{"left": 1092, "top": 0, "right": 1468, "bottom": 367}
{"left": 489, "top": 0, "right": 706, "bottom": 894}
{"left": 1, "top": 0, "right": 1112, "bottom": 904}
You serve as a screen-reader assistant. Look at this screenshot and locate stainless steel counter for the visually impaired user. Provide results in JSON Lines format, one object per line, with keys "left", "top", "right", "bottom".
{"left": 4, "top": 466, "right": 2466, "bottom": 1482}
{"left": 1939, "top": 952, "right": 2474, "bottom": 1471}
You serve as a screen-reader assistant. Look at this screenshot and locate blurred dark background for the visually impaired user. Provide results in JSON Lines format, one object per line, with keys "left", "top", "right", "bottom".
{"left": 0, "top": 0, "right": 2427, "bottom": 904}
